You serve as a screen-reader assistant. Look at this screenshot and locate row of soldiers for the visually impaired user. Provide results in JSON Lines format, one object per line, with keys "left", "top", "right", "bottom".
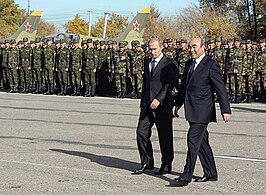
{"left": 0, "top": 37, "right": 147, "bottom": 98}
{"left": 162, "top": 37, "right": 266, "bottom": 103}
{"left": 1, "top": 36, "right": 266, "bottom": 102}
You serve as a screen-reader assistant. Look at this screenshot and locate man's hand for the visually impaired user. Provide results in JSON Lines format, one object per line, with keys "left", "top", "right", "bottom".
{"left": 223, "top": 113, "right": 231, "bottom": 123}
{"left": 150, "top": 99, "right": 160, "bottom": 110}
{"left": 172, "top": 106, "right": 179, "bottom": 118}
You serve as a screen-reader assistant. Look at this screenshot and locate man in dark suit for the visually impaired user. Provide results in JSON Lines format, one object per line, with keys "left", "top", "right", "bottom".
{"left": 171, "top": 38, "right": 231, "bottom": 187}
{"left": 133, "top": 37, "right": 178, "bottom": 175}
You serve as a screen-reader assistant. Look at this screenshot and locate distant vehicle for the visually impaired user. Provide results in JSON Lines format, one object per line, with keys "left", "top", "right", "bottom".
{"left": 43, "top": 7, "right": 150, "bottom": 45}
{"left": 0, "top": 10, "right": 42, "bottom": 43}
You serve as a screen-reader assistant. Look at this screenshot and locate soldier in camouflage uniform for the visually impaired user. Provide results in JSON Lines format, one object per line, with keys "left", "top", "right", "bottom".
{"left": 113, "top": 42, "right": 129, "bottom": 97}
{"left": 96, "top": 41, "right": 110, "bottom": 96}
{"left": 131, "top": 41, "right": 145, "bottom": 98}
{"left": 1, "top": 40, "right": 10, "bottom": 90}
{"left": 32, "top": 38, "right": 43, "bottom": 94}
{"left": 211, "top": 37, "right": 227, "bottom": 83}
{"left": 255, "top": 39, "right": 266, "bottom": 101}
{"left": 57, "top": 40, "right": 70, "bottom": 96}
{"left": 82, "top": 38, "right": 98, "bottom": 97}
{"left": 69, "top": 39, "right": 82, "bottom": 96}
{"left": 163, "top": 39, "right": 177, "bottom": 60}
{"left": 19, "top": 38, "right": 33, "bottom": 93}
{"left": 43, "top": 38, "right": 56, "bottom": 94}
{"left": 176, "top": 39, "right": 190, "bottom": 89}
{"left": 226, "top": 38, "right": 246, "bottom": 103}
{"left": 7, "top": 40, "right": 19, "bottom": 92}
{"left": 241, "top": 40, "right": 256, "bottom": 103}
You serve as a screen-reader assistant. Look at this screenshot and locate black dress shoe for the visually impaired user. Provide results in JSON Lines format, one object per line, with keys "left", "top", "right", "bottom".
{"left": 194, "top": 176, "right": 217, "bottom": 182}
{"left": 132, "top": 164, "right": 154, "bottom": 174}
{"left": 168, "top": 177, "right": 189, "bottom": 187}
{"left": 155, "top": 164, "right": 172, "bottom": 175}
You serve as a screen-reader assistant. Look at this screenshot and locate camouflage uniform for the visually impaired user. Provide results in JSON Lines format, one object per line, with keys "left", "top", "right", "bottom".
{"left": 96, "top": 41, "right": 110, "bottom": 96}
{"left": 8, "top": 41, "right": 19, "bottom": 92}
{"left": 255, "top": 40, "right": 266, "bottom": 100}
{"left": 114, "top": 42, "right": 129, "bottom": 97}
{"left": 1, "top": 42, "right": 10, "bottom": 89}
{"left": 131, "top": 42, "right": 145, "bottom": 96}
{"left": 211, "top": 46, "right": 226, "bottom": 82}
{"left": 176, "top": 44, "right": 190, "bottom": 89}
{"left": 31, "top": 41, "right": 43, "bottom": 93}
{"left": 241, "top": 46, "right": 256, "bottom": 102}
{"left": 19, "top": 40, "right": 33, "bottom": 92}
{"left": 57, "top": 42, "right": 70, "bottom": 95}
{"left": 226, "top": 40, "right": 246, "bottom": 103}
{"left": 69, "top": 41, "right": 82, "bottom": 95}
{"left": 43, "top": 40, "right": 56, "bottom": 94}
{"left": 82, "top": 39, "right": 97, "bottom": 96}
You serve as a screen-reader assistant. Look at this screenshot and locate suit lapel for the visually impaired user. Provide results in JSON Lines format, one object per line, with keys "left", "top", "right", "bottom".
{"left": 187, "top": 55, "right": 208, "bottom": 83}
{"left": 151, "top": 55, "right": 167, "bottom": 78}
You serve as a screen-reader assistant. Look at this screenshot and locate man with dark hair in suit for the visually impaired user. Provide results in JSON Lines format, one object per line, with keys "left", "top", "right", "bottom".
{"left": 171, "top": 37, "right": 231, "bottom": 187}
{"left": 133, "top": 37, "right": 178, "bottom": 175}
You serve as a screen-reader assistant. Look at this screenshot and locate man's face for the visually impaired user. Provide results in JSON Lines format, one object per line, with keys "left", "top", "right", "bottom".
{"left": 149, "top": 40, "right": 162, "bottom": 59}
{"left": 189, "top": 38, "right": 205, "bottom": 59}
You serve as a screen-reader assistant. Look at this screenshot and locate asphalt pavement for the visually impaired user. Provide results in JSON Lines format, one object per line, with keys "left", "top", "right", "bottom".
{"left": 0, "top": 92, "right": 265, "bottom": 195}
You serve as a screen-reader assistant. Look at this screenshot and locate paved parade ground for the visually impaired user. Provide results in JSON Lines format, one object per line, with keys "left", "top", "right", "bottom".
{"left": 0, "top": 92, "right": 265, "bottom": 195}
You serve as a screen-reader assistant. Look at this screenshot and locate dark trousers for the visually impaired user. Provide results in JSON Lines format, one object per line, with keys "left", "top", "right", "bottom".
{"left": 136, "top": 109, "right": 174, "bottom": 166}
{"left": 181, "top": 122, "right": 217, "bottom": 182}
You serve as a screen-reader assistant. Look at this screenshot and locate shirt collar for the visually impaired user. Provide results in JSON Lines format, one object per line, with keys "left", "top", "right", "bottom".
{"left": 194, "top": 53, "right": 205, "bottom": 66}
{"left": 152, "top": 53, "right": 164, "bottom": 63}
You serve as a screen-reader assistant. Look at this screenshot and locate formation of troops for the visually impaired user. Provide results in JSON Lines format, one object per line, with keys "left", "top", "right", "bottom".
{"left": 0, "top": 36, "right": 265, "bottom": 103}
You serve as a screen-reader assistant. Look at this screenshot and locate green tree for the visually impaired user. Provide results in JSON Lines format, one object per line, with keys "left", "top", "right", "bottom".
{"left": 0, "top": 0, "right": 25, "bottom": 38}
{"left": 91, "top": 13, "right": 128, "bottom": 38}
{"left": 65, "top": 15, "right": 88, "bottom": 35}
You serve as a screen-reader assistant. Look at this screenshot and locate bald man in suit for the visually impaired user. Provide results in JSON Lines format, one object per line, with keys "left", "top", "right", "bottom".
{"left": 171, "top": 37, "right": 231, "bottom": 187}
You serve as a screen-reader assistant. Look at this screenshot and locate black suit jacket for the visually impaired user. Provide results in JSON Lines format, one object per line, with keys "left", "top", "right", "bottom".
{"left": 175, "top": 55, "right": 231, "bottom": 123}
{"left": 140, "top": 55, "right": 178, "bottom": 119}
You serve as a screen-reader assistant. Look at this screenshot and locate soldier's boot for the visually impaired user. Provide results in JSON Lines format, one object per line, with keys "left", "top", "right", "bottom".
{"left": 235, "top": 95, "right": 241, "bottom": 104}
{"left": 44, "top": 84, "right": 52, "bottom": 95}
{"left": 115, "top": 91, "right": 122, "bottom": 98}
{"left": 58, "top": 85, "right": 66, "bottom": 96}
{"left": 32, "top": 82, "right": 40, "bottom": 94}
{"left": 9, "top": 87, "right": 16, "bottom": 93}
{"left": 91, "top": 86, "right": 96, "bottom": 97}
{"left": 84, "top": 86, "right": 91, "bottom": 97}
{"left": 21, "top": 83, "right": 29, "bottom": 93}
{"left": 72, "top": 85, "right": 80, "bottom": 96}
{"left": 230, "top": 94, "right": 235, "bottom": 103}
{"left": 246, "top": 94, "right": 252, "bottom": 103}
{"left": 241, "top": 93, "right": 247, "bottom": 103}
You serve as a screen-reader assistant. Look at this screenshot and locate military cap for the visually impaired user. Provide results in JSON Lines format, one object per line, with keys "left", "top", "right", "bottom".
{"left": 234, "top": 38, "right": 240, "bottom": 42}
{"left": 94, "top": 40, "right": 100, "bottom": 45}
{"left": 100, "top": 40, "right": 105, "bottom": 46}
{"left": 5, "top": 40, "right": 10, "bottom": 43}
{"left": 35, "top": 37, "right": 41, "bottom": 43}
{"left": 246, "top": 40, "right": 252, "bottom": 44}
{"left": 30, "top": 40, "right": 35, "bottom": 44}
{"left": 46, "top": 37, "right": 52, "bottom": 42}
{"left": 112, "top": 41, "right": 117, "bottom": 45}
{"left": 107, "top": 40, "right": 113, "bottom": 45}
{"left": 180, "top": 39, "right": 187, "bottom": 43}
{"left": 73, "top": 39, "right": 79, "bottom": 43}
{"left": 87, "top": 38, "right": 93, "bottom": 43}
{"left": 241, "top": 40, "right": 246, "bottom": 44}
{"left": 18, "top": 40, "right": 23, "bottom": 44}
{"left": 259, "top": 39, "right": 265, "bottom": 43}
{"left": 124, "top": 41, "right": 128, "bottom": 45}
{"left": 119, "top": 42, "right": 125, "bottom": 48}
{"left": 215, "top": 36, "right": 222, "bottom": 42}
{"left": 252, "top": 41, "right": 257, "bottom": 45}
{"left": 167, "top": 38, "right": 172, "bottom": 43}
{"left": 227, "top": 39, "right": 233, "bottom": 43}
{"left": 59, "top": 39, "right": 65, "bottom": 43}
{"left": 221, "top": 41, "right": 226, "bottom": 45}
{"left": 134, "top": 41, "right": 141, "bottom": 47}
{"left": 163, "top": 39, "right": 168, "bottom": 43}
{"left": 81, "top": 40, "right": 87, "bottom": 45}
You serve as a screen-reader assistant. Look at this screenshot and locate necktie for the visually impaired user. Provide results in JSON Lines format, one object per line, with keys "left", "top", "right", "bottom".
{"left": 150, "top": 59, "right": 156, "bottom": 75}
{"left": 188, "top": 59, "right": 196, "bottom": 79}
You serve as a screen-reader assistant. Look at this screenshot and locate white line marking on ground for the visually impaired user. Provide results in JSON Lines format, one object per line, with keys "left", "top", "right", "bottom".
{"left": 215, "top": 155, "right": 266, "bottom": 162}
